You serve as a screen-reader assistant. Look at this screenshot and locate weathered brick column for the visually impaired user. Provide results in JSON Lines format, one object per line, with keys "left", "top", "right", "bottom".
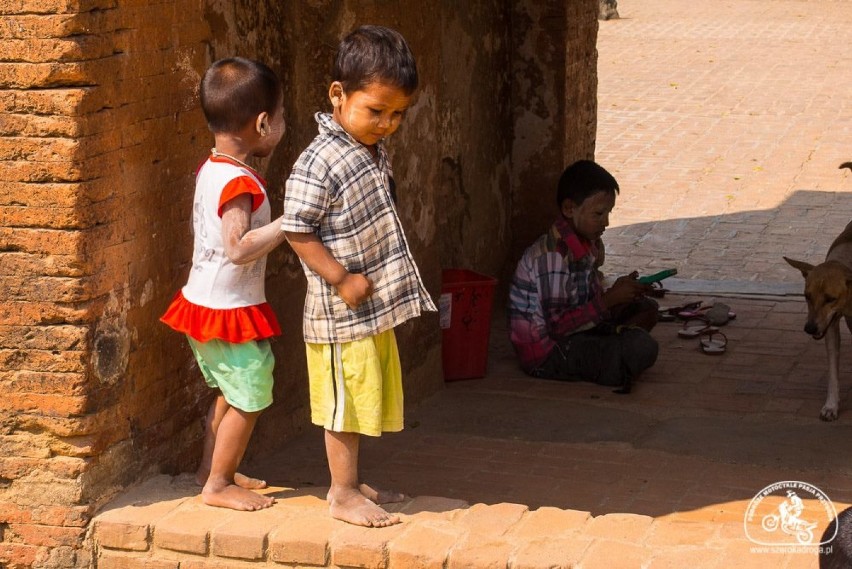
{"left": 510, "top": 0, "right": 599, "bottom": 265}
{"left": 0, "top": 1, "right": 212, "bottom": 567}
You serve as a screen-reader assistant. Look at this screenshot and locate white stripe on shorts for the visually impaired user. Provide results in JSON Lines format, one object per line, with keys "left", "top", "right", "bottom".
{"left": 332, "top": 343, "right": 346, "bottom": 432}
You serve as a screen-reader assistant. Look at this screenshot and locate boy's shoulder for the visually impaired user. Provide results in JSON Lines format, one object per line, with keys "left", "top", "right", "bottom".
{"left": 295, "top": 115, "right": 349, "bottom": 162}
{"left": 522, "top": 223, "right": 589, "bottom": 267}
{"left": 518, "top": 231, "right": 555, "bottom": 268}
{"left": 293, "top": 115, "right": 377, "bottom": 181}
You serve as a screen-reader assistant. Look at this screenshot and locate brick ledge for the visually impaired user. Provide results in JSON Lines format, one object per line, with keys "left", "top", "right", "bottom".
{"left": 90, "top": 474, "right": 785, "bottom": 568}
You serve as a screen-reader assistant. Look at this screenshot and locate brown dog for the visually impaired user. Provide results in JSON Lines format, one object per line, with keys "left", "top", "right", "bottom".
{"left": 785, "top": 218, "right": 852, "bottom": 421}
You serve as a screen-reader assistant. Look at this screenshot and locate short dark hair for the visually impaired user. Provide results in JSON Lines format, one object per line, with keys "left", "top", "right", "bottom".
{"left": 332, "top": 25, "right": 418, "bottom": 95}
{"left": 556, "top": 159, "right": 619, "bottom": 207}
{"left": 200, "top": 57, "right": 282, "bottom": 133}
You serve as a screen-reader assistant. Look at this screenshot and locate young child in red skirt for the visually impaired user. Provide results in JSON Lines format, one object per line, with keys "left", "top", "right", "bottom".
{"left": 161, "top": 57, "right": 288, "bottom": 511}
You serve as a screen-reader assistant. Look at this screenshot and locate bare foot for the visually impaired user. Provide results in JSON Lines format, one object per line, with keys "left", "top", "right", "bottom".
{"left": 234, "top": 472, "right": 268, "bottom": 489}
{"left": 359, "top": 482, "right": 405, "bottom": 504}
{"left": 202, "top": 483, "right": 275, "bottom": 511}
{"left": 196, "top": 469, "right": 268, "bottom": 490}
{"left": 328, "top": 487, "right": 401, "bottom": 527}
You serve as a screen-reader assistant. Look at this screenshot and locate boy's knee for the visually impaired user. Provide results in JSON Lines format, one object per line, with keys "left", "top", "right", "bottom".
{"left": 621, "top": 328, "right": 659, "bottom": 373}
{"left": 611, "top": 297, "right": 660, "bottom": 332}
{"left": 633, "top": 297, "right": 660, "bottom": 331}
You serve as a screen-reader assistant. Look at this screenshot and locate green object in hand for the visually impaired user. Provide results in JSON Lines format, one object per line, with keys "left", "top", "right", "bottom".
{"left": 637, "top": 268, "right": 677, "bottom": 284}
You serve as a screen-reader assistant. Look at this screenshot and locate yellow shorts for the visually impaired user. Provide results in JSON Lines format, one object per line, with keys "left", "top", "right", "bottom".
{"left": 305, "top": 329, "right": 403, "bottom": 437}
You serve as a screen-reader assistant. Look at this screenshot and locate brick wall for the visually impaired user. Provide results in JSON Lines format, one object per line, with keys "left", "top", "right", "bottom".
{"left": 0, "top": 1, "right": 212, "bottom": 567}
{"left": 0, "top": 1, "right": 598, "bottom": 567}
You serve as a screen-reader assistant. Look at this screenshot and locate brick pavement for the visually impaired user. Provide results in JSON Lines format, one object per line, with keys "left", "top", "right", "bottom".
{"left": 90, "top": 1, "right": 852, "bottom": 567}
{"left": 597, "top": 0, "right": 852, "bottom": 284}
{"left": 92, "top": 295, "right": 852, "bottom": 568}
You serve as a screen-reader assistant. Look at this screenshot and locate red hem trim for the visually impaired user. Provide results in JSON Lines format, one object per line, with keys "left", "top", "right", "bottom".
{"left": 160, "top": 291, "right": 281, "bottom": 343}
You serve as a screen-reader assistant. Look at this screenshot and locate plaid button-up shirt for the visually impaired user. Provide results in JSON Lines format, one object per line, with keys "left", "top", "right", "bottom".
{"left": 283, "top": 113, "right": 436, "bottom": 344}
{"left": 507, "top": 217, "right": 608, "bottom": 371}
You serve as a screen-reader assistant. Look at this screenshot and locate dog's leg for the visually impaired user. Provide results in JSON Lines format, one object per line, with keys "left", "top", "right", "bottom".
{"left": 822, "top": 320, "right": 842, "bottom": 421}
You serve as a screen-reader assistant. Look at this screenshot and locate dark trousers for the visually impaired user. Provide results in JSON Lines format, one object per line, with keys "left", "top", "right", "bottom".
{"left": 530, "top": 297, "right": 660, "bottom": 392}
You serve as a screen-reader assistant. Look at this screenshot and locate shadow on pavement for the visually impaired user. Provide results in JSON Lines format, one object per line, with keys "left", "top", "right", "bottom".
{"left": 252, "top": 191, "right": 852, "bottom": 522}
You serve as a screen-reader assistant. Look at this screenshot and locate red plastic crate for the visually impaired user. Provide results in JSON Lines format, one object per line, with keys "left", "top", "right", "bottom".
{"left": 440, "top": 269, "right": 498, "bottom": 381}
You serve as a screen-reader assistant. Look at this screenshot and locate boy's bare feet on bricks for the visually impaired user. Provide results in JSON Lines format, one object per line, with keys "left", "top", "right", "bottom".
{"left": 328, "top": 486, "right": 400, "bottom": 527}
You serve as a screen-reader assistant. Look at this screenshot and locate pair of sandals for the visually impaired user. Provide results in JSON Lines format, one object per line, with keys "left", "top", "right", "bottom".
{"left": 671, "top": 302, "right": 735, "bottom": 355}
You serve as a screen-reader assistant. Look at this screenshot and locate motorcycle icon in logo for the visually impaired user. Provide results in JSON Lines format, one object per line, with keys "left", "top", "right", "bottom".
{"left": 760, "top": 491, "right": 818, "bottom": 545}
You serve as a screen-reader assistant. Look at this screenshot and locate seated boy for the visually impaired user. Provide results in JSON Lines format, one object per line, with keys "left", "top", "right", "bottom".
{"left": 508, "top": 159, "right": 659, "bottom": 392}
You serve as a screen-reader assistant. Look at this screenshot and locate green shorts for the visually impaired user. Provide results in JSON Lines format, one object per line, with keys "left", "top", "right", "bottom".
{"left": 187, "top": 336, "right": 274, "bottom": 412}
{"left": 305, "top": 328, "right": 403, "bottom": 437}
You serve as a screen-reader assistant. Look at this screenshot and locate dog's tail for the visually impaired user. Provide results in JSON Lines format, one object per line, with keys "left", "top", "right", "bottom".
{"left": 840, "top": 162, "right": 852, "bottom": 172}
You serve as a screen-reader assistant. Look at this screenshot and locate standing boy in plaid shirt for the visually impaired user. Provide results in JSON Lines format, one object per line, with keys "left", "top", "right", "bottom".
{"left": 508, "top": 160, "right": 659, "bottom": 393}
{"left": 282, "top": 25, "right": 435, "bottom": 527}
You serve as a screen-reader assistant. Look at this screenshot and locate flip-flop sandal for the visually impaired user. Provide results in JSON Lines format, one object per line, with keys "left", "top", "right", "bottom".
{"left": 699, "top": 330, "right": 728, "bottom": 355}
{"left": 678, "top": 303, "right": 736, "bottom": 323}
{"left": 659, "top": 301, "right": 702, "bottom": 322}
{"left": 678, "top": 317, "right": 719, "bottom": 338}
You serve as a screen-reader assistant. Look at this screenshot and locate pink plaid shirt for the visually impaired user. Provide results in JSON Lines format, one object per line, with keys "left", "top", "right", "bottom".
{"left": 507, "top": 217, "right": 608, "bottom": 371}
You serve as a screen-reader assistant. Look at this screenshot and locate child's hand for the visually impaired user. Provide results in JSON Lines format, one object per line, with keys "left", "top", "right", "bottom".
{"left": 335, "top": 272, "right": 373, "bottom": 309}
{"left": 604, "top": 273, "right": 651, "bottom": 308}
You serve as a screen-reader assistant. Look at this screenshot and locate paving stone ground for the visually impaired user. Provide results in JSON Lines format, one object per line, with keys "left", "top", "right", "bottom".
{"left": 91, "top": 1, "right": 852, "bottom": 567}
{"left": 597, "top": 0, "right": 852, "bottom": 284}
{"left": 93, "top": 295, "right": 852, "bottom": 568}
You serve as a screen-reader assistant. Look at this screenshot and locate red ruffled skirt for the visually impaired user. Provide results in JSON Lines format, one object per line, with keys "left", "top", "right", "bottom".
{"left": 160, "top": 290, "right": 281, "bottom": 343}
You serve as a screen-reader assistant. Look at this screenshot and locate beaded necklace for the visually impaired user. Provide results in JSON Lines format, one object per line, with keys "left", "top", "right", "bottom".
{"left": 211, "top": 148, "right": 254, "bottom": 170}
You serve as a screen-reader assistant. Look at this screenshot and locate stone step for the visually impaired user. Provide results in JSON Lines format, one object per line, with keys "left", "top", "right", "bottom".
{"left": 92, "top": 473, "right": 825, "bottom": 568}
